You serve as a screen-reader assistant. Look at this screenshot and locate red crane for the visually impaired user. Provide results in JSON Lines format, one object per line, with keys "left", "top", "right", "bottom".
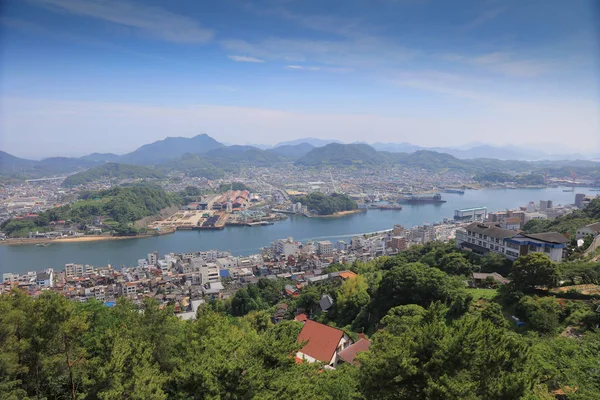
{"left": 569, "top": 169, "right": 576, "bottom": 191}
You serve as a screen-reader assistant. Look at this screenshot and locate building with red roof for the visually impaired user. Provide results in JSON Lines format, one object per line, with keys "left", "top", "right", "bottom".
{"left": 296, "top": 320, "right": 352, "bottom": 368}
{"left": 337, "top": 333, "right": 371, "bottom": 366}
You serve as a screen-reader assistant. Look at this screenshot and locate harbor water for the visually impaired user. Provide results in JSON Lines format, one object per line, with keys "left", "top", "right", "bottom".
{"left": 0, "top": 187, "right": 592, "bottom": 274}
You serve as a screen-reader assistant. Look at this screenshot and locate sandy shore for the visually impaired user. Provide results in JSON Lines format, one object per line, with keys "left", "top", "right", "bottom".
{"left": 0, "top": 231, "right": 174, "bottom": 246}
{"left": 309, "top": 209, "right": 367, "bottom": 218}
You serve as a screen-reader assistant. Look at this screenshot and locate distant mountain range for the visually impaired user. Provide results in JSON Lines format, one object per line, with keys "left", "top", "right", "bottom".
{"left": 1, "top": 134, "right": 599, "bottom": 183}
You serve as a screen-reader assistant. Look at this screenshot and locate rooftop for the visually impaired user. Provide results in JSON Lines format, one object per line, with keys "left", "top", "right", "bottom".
{"left": 522, "top": 232, "right": 568, "bottom": 244}
{"left": 465, "top": 222, "right": 517, "bottom": 239}
{"left": 338, "top": 335, "right": 371, "bottom": 365}
{"left": 297, "top": 320, "right": 344, "bottom": 363}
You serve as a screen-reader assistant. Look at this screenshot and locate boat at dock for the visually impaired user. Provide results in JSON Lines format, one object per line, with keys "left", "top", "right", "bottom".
{"left": 444, "top": 189, "right": 465, "bottom": 194}
{"left": 398, "top": 193, "right": 447, "bottom": 204}
{"left": 369, "top": 203, "right": 403, "bottom": 210}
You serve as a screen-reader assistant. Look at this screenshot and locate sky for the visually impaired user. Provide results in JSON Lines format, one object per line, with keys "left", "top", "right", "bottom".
{"left": 1, "top": 0, "right": 599, "bottom": 159}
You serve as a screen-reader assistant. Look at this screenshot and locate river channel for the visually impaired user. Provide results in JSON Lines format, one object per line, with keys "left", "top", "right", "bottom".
{"left": 0, "top": 187, "right": 593, "bottom": 274}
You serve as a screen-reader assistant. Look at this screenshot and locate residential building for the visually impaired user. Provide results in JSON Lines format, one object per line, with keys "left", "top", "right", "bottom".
{"left": 147, "top": 252, "right": 158, "bottom": 266}
{"left": 455, "top": 222, "right": 517, "bottom": 257}
{"left": 389, "top": 236, "right": 407, "bottom": 251}
{"left": 317, "top": 240, "right": 334, "bottom": 255}
{"left": 65, "top": 263, "right": 94, "bottom": 279}
{"left": 201, "top": 263, "right": 220, "bottom": 284}
{"left": 296, "top": 320, "right": 352, "bottom": 368}
{"left": 274, "top": 237, "right": 299, "bottom": 257}
{"left": 575, "top": 193, "right": 586, "bottom": 208}
{"left": 337, "top": 334, "right": 371, "bottom": 366}
{"left": 454, "top": 207, "right": 487, "bottom": 222}
{"left": 36, "top": 270, "right": 54, "bottom": 287}
{"left": 576, "top": 222, "right": 600, "bottom": 240}
{"left": 504, "top": 232, "right": 568, "bottom": 262}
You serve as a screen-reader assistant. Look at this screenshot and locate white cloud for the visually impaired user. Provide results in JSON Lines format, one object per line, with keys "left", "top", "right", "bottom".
{"left": 26, "top": 0, "right": 213, "bottom": 43}
{"left": 462, "top": 7, "right": 506, "bottom": 30}
{"left": 228, "top": 55, "right": 265, "bottom": 63}
{"left": 220, "top": 37, "right": 415, "bottom": 68}
{"left": 2, "top": 97, "right": 598, "bottom": 158}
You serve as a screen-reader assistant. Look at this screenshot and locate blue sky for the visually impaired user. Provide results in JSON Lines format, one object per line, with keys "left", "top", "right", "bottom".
{"left": 1, "top": 0, "right": 599, "bottom": 158}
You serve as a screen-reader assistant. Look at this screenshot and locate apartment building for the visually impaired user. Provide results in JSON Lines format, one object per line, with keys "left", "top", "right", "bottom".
{"left": 455, "top": 222, "right": 516, "bottom": 256}
{"left": 317, "top": 241, "right": 334, "bottom": 256}
{"left": 65, "top": 263, "right": 94, "bottom": 279}
{"left": 456, "top": 222, "right": 567, "bottom": 262}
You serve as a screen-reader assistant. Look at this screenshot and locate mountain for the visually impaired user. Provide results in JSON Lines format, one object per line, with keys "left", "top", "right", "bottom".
{"left": 79, "top": 153, "right": 121, "bottom": 162}
{"left": 268, "top": 143, "right": 315, "bottom": 160}
{"left": 63, "top": 163, "right": 165, "bottom": 186}
{"left": 0, "top": 151, "right": 37, "bottom": 172}
{"left": 295, "top": 143, "right": 385, "bottom": 167}
{"left": 206, "top": 146, "right": 286, "bottom": 166}
{"left": 0, "top": 151, "right": 99, "bottom": 178}
{"left": 120, "top": 134, "right": 225, "bottom": 165}
{"left": 276, "top": 137, "right": 342, "bottom": 147}
{"left": 371, "top": 142, "right": 426, "bottom": 153}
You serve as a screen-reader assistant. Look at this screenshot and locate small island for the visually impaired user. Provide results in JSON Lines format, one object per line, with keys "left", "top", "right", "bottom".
{"left": 294, "top": 192, "right": 360, "bottom": 217}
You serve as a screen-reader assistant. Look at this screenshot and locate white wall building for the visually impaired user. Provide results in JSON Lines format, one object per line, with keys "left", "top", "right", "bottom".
{"left": 317, "top": 240, "right": 334, "bottom": 256}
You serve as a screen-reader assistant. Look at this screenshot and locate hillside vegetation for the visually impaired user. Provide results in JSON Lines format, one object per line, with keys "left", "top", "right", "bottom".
{"left": 63, "top": 163, "right": 165, "bottom": 186}
{"left": 295, "top": 192, "right": 358, "bottom": 215}
{"left": 524, "top": 198, "right": 600, "bottom": 236}
{"left": 2, "top": 239, "right": 600, "bottom": 399}
{"left": 0, "top": 185, "right": 181, "bottom": 237}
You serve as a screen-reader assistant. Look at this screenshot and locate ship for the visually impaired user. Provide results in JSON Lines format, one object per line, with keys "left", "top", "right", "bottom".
{"left": 398, "top": 193, "right": 447, "bottom": 204}
{"left": 444, "top": 189, "right": 465, "bottom": 194}
{"left": 369, "top": 203, "right": 403, "bottom": 210}
{"left": 35, "top": 242, "right": 50, "bottom": 247}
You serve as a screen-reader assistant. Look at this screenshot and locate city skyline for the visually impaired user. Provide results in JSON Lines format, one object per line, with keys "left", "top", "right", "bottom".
{"left": 1, "top": 0, "right": 599, "bottom": 158}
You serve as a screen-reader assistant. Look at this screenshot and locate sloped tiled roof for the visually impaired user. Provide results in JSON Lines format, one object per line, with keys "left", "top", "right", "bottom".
{"left": 338, "top": 336, "right": 371, "bottom": 365}
{"left": 297, "top": 320, "right": 344, "bottom": 363}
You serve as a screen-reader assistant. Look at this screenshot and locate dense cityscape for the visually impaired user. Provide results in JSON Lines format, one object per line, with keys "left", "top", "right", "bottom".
{"left": 2, "top": 0, "right": 600, "bottom": 399}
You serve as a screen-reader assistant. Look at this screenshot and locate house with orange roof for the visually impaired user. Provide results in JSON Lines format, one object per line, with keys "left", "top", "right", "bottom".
{"left": 296, "top": 320, "right": 352, "bottom": 368}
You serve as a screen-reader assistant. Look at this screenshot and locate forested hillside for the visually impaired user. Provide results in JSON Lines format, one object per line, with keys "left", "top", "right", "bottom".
{"left": 295, "top": 192, "right": 358, "bottom": 215}
{"left": 2, "top": 240, "right": 600, "bottom": 399}
{"left": 0, "top": 185, "right": 181, "bottom": 237}
{"left": 524, "top": 198, "right": 600, "bottom": 236}
{"left": 63, "top": 163, "right": 165, "bottom": 186}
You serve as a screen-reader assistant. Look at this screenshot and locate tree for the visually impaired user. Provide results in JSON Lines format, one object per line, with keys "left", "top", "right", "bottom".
{"left": 336, "top": 275, "right": 370, "bottom": 326}
{"left": 516, "top": 296, "right": 560, "bottom": 334}
{"left": 510, "top": 253, "right": 561, "bottom": 293}
{"left": 359, "top": 305, "right": 532, "bottom": 399}
{"left": 365, "top": 262, "right": 466, "bottom": 331}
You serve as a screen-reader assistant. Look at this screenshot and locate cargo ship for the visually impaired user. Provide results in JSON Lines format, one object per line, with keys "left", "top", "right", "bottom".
{"left": 444, "top": 189, "right": 465, "bottom": 195}
{"left": 398, "top": 193, "right": 447, "bottom": 204}
{"left": 369, "top": 203, "right": 403, "bottom": 210}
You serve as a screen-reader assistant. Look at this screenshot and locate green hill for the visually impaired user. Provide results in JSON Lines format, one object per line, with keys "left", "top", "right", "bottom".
{"left": 295, "top": 192, "right": 358, "bottom": 215}
{"left": 0, "top": 185, "right": 181, "bottom": 237}
{"left": 120, "top": 133, "right": 225, "bottom": 165}
{"left": 63, "top": 163, "right": 165, "bottom": 186}
{"left": 295, "top": 143, "right": 385, "bottom": 167}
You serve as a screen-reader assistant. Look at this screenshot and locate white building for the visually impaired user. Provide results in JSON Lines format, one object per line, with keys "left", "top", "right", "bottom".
{"left": 147, "top": 252, "right": 158, "bottom": 266}
{"left": 455, "top": 222, "right": 517, "bottom": 257}
{"left": 317, "top": 241, "right": 334, "bottom": 256}
{"left": 576, "top": 222, "right": 600, "bottom": 240}
{"left": 454, "top": 207, "right": 488, "bottom": 222}
{"left": 275, "top": 237, "right": 300, "bottom": 257}
{"left": 201, "top": 263, "right": 220, "bottom": 284}
{"left": 456, "top": 222, "right": 567, "bottom": 262}
{"left": 65, "top": 263, "right": 94, "bottom": 279}
{"left": 36, "top": 270, "right": 54, "bottom": 288}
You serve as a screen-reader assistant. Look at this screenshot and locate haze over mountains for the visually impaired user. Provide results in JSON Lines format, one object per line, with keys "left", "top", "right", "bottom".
{"left": 1, "top": 134, "right": 599, "bottom": 182}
